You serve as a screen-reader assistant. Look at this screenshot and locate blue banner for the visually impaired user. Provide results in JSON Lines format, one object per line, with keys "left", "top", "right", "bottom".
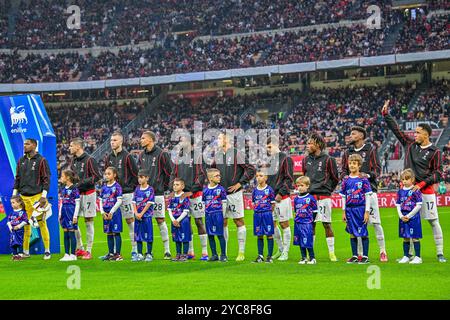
{"left": 0, "top": 94, "right": 59, "bottom": 254}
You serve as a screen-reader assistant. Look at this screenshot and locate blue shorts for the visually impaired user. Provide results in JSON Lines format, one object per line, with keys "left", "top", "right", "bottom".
{"left": 205, "top": 211, "right": 224, "bottom": 236}
{"left": 293, "top": 223, "right": 313, "bottom": 248}
{"left": 135, "top": 216, "right": 153, "bottom": 242}
{"left": 171, "top": 216, "right": 192, "bottom": 243}
{"left": 399, "top": 216, "right": 422, "bottom": 239}
{"left": 253, "top": 211, "right": 274, "bottom": 236}
{"left": 345, "top": 206, "right": 368, "bottom": 237}
{"left": 103, "top": 210, "right": 123, "bottom": 234}
{"left": 10, "top": 229, "right": 24, "bottom": 248}
{"left": 60, "top": 206, "right": 78, "bottom": 230}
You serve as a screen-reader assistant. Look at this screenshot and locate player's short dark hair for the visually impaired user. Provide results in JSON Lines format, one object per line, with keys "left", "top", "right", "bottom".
{"left": 173, "top": 177, "right": 185, "bottom": 185}
{"left": 112, "top": 131, "right": 124, "bottom": 139}
{"left": 351, "top": 126, "right": 367, "bottom": 139}
{"left": 308, "top": 132, "right": 326, "bottom": 151}
{"left": 70, "top": 138, "right": 84, "bottom": 149}
{"left": 25, "top": 138, "right": 37, "bottom": 146}
{"left": 417, "top": 123, "right": 432, "bottom": 137}
{"left": 138, "top": 169, "right": 150, "bottom": 177}
{"left": 142, "top": 131, "right": 156, "bottom": 142}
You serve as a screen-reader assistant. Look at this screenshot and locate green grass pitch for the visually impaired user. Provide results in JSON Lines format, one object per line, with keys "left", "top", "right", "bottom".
{"left": 0, "top": 207, "right": 449, "bottom": 300}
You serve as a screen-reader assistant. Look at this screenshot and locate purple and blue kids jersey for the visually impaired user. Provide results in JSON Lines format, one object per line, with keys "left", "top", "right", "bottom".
{"left": 252, "top": 185, "right": 275, "bottom": 213}
{"left": 8, "top": 209, "right": 28, "bottom": 228}
{"left": 293, "top": 193, "right": 318, "bottom": 224}
{"left": 60, "top": 185, "right": 80, "bottom": 208}
{"left": 60, "top": 185, "right": 80, "bottom": 230}
{"left": 397, "top": 188, "right": 423, "bottom": 216}
{"left": 168, "top": 194, "right": 191, "bottom": 218}
{"left": 340, "top": 176, "right": 372, "bottom": 207}
{"left": 8, "top": 209, "right": 28, "bottom": 248}
{"left": 101, "top": 182, "right": 123, "bottom": 212}
{"left": 202, "top": 185, "right": 227, "bottom": 214}
{"left": 133, "top": 186, "right": 155, "bottom": 218}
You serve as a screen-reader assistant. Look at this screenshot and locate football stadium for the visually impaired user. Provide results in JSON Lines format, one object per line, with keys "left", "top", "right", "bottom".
{"left": 0, "top": 0, "right": 449, "bottom": 302}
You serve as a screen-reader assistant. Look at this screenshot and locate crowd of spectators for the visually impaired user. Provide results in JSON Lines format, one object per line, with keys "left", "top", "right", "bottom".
{"left": 46, "top": 100, "right": 144, "bottom": 171}
{"left": 412, "top": 80, "right": 449, "bottom": 126}
{"left": 0, "top": 0, "right": 10, "bottom": 48}
{"left": 83, "top": 23, "right": 391, "bottom": 80}
{"left": 0, "top": 5, "right": 447, "bottom": 83}
{"left": 0, "top": 51, "right": 88, "bottom": 83}
{"left": 9, "top": 0, "right": 117, "bottom": 49}
{"left": 3, "top": 0, "right": 393, "bottom": 49}
{"left": 394, "top": 13, "right": 449, "bottom": 54}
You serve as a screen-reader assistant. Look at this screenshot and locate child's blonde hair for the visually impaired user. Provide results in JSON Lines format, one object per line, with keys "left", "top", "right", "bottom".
{"left": 296, "top": 176, "right": 310, "bottom": 187}
{"left": 400, "top": 168, "right": 415, "bottom": 182}
{"left": 348, "top": 154, "right": 363, "bottom": 167}
{"left": 207, "top": 168, "right": 220, "bottom": 180}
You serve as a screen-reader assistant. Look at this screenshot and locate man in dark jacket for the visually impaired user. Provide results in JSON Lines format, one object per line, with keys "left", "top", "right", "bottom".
{"left": 341, "top": 126, "right": 388, "bottom": 262}
{"left": 212, "top": 132, "right": 256, "bottom": 261}
{"left": 382, "top": 99, "right": 445, "bottom": 263}
{"left": 266, "top": 137, "right": 294, "bottom": 261}
{"left": 69, "top": 138, "right": 101, "bottom": 260}
{"left": 169, "top": 135, "right": 208, "bottom": 260}
{"left": 104, "top": 131, "right": 139, "bottom": 257}
{"left": 301, "top": 133, "right": 339, "bottom": 262}
{"left": 139, "top": 131, "right": 173, "bottom": 259}
{"left": 13, "top": 138, "right": 51, "bottom": 259}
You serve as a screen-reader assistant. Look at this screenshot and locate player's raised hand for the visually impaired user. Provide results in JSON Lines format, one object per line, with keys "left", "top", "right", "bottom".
{"left": 381, "top": 99, "right": 390, "bottom": 116}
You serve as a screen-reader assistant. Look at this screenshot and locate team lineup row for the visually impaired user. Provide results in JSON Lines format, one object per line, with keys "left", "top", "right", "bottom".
{"left": 7, "top": 101, "right": 446, "bottom": 263}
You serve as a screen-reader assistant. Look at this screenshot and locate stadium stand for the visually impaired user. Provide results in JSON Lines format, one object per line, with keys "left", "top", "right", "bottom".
{"left": 0, "top": 4, "right": 448, "bottom": 83}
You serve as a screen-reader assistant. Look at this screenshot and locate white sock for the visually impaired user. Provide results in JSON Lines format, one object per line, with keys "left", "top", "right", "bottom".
{"left": 23, "top": 249, "right": 29, "bottom": 255}
{"left": 128, "top": 221, "right": 137, "bottom": 253}
{"left": 159, "top": 222, "right": 170, "bottom": 253}
{"left": 223, "top": 226, "right": 229, "bottom": 255}
{"left": 274, "top": 225, "right": 283, "bottom": 252}
{"left": 199, "top": 234, "right": 208, "bottom": 255}
{"left": 326, "top": 237, "right": 335, "bottom": 253}
{"left": 409, "top": 238, "right": 414, "bottom": 256}
{"left": 430, "top": 219, "right": 444, "bottom": 256}
{"left": 86, "top": 221, "right": 94, "bottom": 253}
{"left": 237, "top": 226, "right": 246, "bottom": 254}
{"left": 373, "top": 223, "right": 386, "bottom": 253}
{"left": 282, "top": 226, "right": 291, "bottom": 254}
{"left": 75, "top": 229, "right": 84, "bottom": 250}
{"left": 189, "top": 238, "right": 194, "bottom": 254}
{"left": 357, "top": 237, "right": 363, "bottom": 256}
